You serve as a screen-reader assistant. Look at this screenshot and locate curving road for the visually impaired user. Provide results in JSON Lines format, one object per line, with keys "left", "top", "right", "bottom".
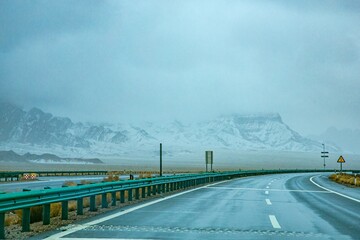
{"left": 36, "top": 173, "right": 360, "bottom": 240}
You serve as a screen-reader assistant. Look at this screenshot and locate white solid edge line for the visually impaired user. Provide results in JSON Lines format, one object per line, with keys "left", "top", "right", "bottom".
{"left": 265, "top": 199, "right": 272, "bottom": 205}
{"left": 310, "top": 175, "right": 360, "bottom": 203}
{"left": 269, "top": 215, "right": 281, "bottom": 229}
{"left": 44, "top": 180, "right": 230, "bottom": 240}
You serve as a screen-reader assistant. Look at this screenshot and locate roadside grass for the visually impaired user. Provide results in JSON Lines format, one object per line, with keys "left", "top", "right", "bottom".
{"left": 139, "top": 173, "right": 152, "bottom": 179}
{"left": 63, "top": 181, "right": 77, "bottom": 186}
{"left": 103, "top": 172, "right": 120, "bottom": 182}
{"left": 329, "top": 173, "right": 360, "bottom": 187}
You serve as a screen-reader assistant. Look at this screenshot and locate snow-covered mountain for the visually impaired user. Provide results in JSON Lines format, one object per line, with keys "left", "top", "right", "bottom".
{"left": 0, "top": 102, "right": 336, "bottom": 157}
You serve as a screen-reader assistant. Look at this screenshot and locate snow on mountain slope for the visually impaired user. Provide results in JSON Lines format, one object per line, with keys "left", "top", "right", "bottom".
{"left": 0, "top": 102, "right": 337, "bottom": 157}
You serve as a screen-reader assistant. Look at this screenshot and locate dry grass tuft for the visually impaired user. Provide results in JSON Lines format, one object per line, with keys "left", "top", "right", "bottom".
{"left": 5, "top": 213, "right": 20, "bottom": 226}
{"left": 50, "top": 203, "right": 62, "bottom": 218}
{"left": 14, "top": 206, "right": 43, "bottom": 224}
{"left": 69, "top": 201, "right": 77, "bottom": 212}
{"left": 329, "top": 173, "right": 359, "bottom": 187}
{"left": 103, "top": 173, "right": 120, "bottom": 182}
{"left": 63, "top": 181, "right": 77, "bottom": 186}
{"left": 138, "top": 172, "right": 152, "bottom": 179}
{"left": 83, "top": 198, "right": 90, "bottom": 208}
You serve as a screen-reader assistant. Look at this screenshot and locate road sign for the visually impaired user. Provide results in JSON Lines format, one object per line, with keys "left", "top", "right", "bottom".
{"left": 205, "top": 151, "right": 213, "bottom": 172}
{"left": 205, "top": 151, "right": 213, "bottom": 164}
{"left": 337, "top": 156, "right": 345, "bottom": 163}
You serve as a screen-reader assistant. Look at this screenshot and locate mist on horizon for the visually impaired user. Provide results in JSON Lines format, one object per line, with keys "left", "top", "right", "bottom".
{"left": 0, "top": 0, "right": 359, "bottom": 137}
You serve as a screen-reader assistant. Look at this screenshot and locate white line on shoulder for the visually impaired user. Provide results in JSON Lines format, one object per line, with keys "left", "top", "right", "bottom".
{"left": 43, "top": 180, "right": 230, "bottom": 240}
{"left": 310, "top": 175, "right": 360, "bottom": 203}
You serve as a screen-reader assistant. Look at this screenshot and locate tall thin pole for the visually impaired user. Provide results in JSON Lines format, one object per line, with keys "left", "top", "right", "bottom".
{"left": 205, "top": 151, "right": 208, "bottom": 172}
{"left": 340, "top": 162, "right": 343, "bottom": 173}
{"left": 160, "top": 143, "right": 163, "bottom": 177}
{"left": 322, "top": 144, "right": 326, "bottom": 170}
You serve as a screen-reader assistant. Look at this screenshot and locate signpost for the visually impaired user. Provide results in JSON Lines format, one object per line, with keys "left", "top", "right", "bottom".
{"left": 321, "top": 144, "right": 329, "bottom": 169}
{"left": 205, "top": 151, "right": 213, "bottom": 172}
{"left": 160, "top": 143, "right": 163, "bottom": 177}
{"left": 337, "top": 155, "right": 345, "bottom": 172}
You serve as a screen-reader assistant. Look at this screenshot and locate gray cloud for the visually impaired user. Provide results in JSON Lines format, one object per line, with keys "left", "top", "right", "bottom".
{"left": 0, "top": 0, "right": 359, "bottom": 135}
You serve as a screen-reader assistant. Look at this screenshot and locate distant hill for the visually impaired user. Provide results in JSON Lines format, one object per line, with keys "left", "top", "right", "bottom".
{"left": 0, "top": 150, "right": 103, "bottom": 164}
{"left": 0, "top": 102, "right": 339, "bottom": 158}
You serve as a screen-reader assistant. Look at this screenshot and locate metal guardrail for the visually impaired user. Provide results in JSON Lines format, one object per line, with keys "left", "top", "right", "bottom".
{"left": 0, "top": 169, "right": 344, "bottom": 239}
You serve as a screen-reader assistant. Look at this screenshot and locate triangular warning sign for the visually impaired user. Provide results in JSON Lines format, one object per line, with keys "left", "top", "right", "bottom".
{"left": 337, "top": 155, "right": 345, "bottom": 163}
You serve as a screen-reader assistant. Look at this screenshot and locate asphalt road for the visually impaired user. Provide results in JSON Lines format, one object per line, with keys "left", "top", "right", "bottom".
{"left": 37, "top": 173, "right": 360, "bottom": 240}
{"left": 0, "top": 174, "right": 169, "bottom": 193}
{"left": 0, "top": 176, "right": 107, "bottom": 193}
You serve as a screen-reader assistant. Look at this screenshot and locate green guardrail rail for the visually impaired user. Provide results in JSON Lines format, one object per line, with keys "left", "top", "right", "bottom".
{"left": 0, "top": 169, "right": 346, "bottom": 239}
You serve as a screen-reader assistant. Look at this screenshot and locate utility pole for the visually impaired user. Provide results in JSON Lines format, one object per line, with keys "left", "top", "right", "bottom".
{"left": 160, "top": 143, "right": 163, "bottom": 177}
{"left": 321, "top": 143, "right": 329, "bottom": 170}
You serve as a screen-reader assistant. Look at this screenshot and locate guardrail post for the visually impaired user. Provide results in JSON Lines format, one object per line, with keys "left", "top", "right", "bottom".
{"left": 128, "top": 189, "right": 133, "bottom": 202}
{"left": 166, "top": 183, "right": 170, "bottom": 192}
{"left": 102, "top": 193, "right": 108, "bottom": 208}
{"left": 111, "top": 192, "right": 117, "bottom": 206}
{"left": 162, "top": 184, "right": 165, "bottom": 193}
{"left": 141, "top": 187, "right": 146, "bottom": 198}
{"left": 152, "top": 185, "right": 157, "bottom": 195}
{"left": 77, "top": 198, "right": 83, "bottom": 215}
{"left": 120, "top": 190, "right": 125, "bottom": 203}
{"left": 43, "top": 204, "right": 50, "bottom": 225}
{"left": 62, "top": 201, "right": 68, "bottom": 220}
{"left": 157, "top": 185, "right": 161, "bottom": 194}
{"left": 0, "top": 212, "right": 5, "bottom": 239}
{"left": 135, "top": 188, "right": 140, "bottom": 200}
{"left": 354, "top": 174, "right": 357, "bottom": 185}
{"left": 147, "top": 186, "right": 151, "bottom": 196}
{"left": 22, "top": 208, "right": 30, "bottom": 232}
{"left": 90, "top": 195, "right": 97, "bottom": 211}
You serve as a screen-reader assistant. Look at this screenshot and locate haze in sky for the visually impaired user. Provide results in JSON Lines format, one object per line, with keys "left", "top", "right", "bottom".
{"left": 0, "top": 0, "right": 359, "bottom": 135}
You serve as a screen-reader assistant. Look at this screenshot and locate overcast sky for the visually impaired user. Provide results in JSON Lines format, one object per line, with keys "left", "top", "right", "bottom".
{"left": 0, "top": 0, "right": 359, "bottom": 135}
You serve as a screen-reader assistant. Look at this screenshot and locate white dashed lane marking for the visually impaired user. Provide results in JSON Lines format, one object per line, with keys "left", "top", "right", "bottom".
{"left": 269, "top": 215, "right": 281, "bottom": 229}
{"left": 266, "top": 199, "right": 272, "bottom": 205}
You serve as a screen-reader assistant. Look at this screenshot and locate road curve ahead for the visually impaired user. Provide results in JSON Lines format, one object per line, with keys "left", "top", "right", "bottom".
{"left": 38, "top": 173, "right": 360, "bottom": 240}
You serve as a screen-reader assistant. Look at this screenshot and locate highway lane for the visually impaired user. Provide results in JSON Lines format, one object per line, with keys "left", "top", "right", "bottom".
{"left": 0, "top": 174, "right": 170, "bottom": 193}
{"left": 36, "top": 173, "right": 360, "bottom": 240}
{"left": 0, "top": 176, "right": 106, "bottom": 193}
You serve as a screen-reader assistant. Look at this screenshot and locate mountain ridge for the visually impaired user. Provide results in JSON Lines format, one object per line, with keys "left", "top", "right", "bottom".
{"left": 0, "top": 150, "right": 103, "bottom": 164}
{"left": 0, "top": 102, "right": 338, "bottom": 157}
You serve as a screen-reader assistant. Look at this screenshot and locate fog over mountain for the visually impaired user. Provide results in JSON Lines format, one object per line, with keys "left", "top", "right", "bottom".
{"left": 309, "top": 127, "right": 360, "bottom": 154}
{"left": 0, "top": 103, "right": 339, "bottom": 161}
{"left": 1, "top": 1, "right": 359, "bottom": 138}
